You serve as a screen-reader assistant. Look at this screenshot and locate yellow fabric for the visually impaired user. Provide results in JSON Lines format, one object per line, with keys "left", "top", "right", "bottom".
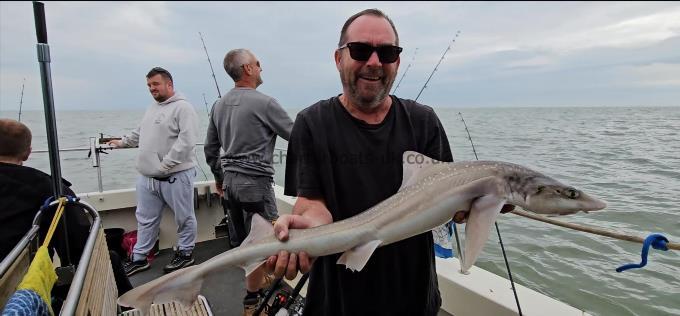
{"left": 14, "top": 197, "right": 66, "bottom": 315}
{"left": 43, "top": 198, "right": 66, "bottom": 247}
{"left": 17, "top": 246, "right": 57, "bottom": 315}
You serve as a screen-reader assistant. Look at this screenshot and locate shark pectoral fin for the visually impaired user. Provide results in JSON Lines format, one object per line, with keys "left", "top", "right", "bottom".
{"left": 461, "top": 195, "right": 506, "bottom": 273}
{"left": 337, "top": 239, "right": 383, "bottom": 272}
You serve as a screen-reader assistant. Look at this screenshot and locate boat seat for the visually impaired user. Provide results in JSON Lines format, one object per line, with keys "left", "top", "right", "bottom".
{"left": 119, "top": 295, "right": 213, "bottom": 316}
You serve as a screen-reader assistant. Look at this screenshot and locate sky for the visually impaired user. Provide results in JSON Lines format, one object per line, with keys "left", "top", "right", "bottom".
{"left": 1, "top": 1, "right": 679, "bottom": 112}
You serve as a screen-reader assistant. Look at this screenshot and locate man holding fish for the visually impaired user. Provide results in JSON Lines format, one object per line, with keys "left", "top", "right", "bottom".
{"left": 268, "top": 8, "right": 453, "bottom": 315}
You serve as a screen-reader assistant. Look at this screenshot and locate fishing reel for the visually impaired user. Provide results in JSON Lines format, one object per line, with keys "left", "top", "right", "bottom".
{"left": 267, "top": 290, "right": 289, "bottom": 316}
{"left": 88, "top": 133, "right": 120, "bottom": 167}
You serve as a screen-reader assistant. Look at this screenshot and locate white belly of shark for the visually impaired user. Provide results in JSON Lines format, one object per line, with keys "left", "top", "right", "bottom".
{"left": 118, "top": 151, "right": 607, "bottom": 314}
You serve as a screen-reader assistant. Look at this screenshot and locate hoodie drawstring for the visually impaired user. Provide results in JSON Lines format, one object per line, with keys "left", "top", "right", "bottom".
{"left": 147, "top": 177, "right": 156, "bottom": 192}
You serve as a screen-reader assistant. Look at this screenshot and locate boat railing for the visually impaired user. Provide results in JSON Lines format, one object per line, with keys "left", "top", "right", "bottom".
{"left": 0, "top": 214, "right": 41, "bottom": 306}
{"left": 31, "top": 137, "right": 287, "bottom": 193}
{"left": 59, "top": 199, "right": 116, "bottom": 315}
{"left": 0, "top": 198, "right": 117, "bottom": 315}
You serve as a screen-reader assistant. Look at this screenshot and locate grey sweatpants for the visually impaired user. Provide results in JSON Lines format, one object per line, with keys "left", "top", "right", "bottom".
{"left": 132, "top": 168, "right": 197, "bottom": 261}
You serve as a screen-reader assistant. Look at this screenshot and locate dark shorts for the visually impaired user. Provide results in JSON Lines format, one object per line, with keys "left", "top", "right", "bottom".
{"left": 222, "top": 171, "right": 278, "bottom": 246}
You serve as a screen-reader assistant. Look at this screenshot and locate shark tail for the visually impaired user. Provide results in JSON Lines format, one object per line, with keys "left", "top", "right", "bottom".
{"left": 117, "top": 264, "right": 204, "bottom": 315}
{"left": 116, "top": 214, "right": 276, "bottom": 314}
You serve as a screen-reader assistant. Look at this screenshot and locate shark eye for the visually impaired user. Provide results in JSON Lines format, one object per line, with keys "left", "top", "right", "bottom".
{"left": 537, "top": 186, "right": 545, "bottom": 194}
{"left": 567, "top": 189, "right": 580, "bottom": 199}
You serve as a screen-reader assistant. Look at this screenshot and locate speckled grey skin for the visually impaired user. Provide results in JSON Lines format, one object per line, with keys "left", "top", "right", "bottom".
{"left": 118, "top": 151, "right": 607, "bottom": 314}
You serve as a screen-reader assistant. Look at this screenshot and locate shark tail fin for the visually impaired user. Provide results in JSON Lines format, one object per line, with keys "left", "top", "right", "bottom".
{"left": 238, "top": 213, "right": 274, "bottom": 277}
{"left": 117, "top": 265, "right": 204, "bottom": 315}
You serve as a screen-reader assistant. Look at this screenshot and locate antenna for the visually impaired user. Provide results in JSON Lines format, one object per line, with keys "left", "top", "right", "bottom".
{"left": 415, "top": 31, "right": 461, "bottom": 102}
{"left": 199, "top": 32, "right": 222, "bottom": 98}
{"left": 18, "top": 78, "right": 26, "bottom": 121}
{"left": 392, "top": 47, "right": 418, "bottom": 95}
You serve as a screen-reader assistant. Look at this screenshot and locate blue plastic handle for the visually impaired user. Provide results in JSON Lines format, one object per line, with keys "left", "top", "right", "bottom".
{"left": 40, "top": 195, "right": 79, "bottom": 211}
{"left": 616, "top": 233, "right": 669, "bottom": 273}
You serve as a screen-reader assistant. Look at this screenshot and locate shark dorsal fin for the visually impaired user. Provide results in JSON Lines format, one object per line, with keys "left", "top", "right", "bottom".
{"left": 242, "top": 213, "right": 275, "bottom": 247}
{"left": 400, "top": 151, "right": 441, "bottom": 190}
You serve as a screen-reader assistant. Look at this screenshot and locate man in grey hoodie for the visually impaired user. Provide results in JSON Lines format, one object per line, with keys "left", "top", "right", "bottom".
{"left": 204, "top": 49, "right": 293, "bottom": 315}
{"left": 109, "top": 67, "right": 199, "bottom": 276}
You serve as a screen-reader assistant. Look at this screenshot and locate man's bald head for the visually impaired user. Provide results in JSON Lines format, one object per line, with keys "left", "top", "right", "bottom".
{"left": 0, "top": 119, "right": 32, "bottom": 162}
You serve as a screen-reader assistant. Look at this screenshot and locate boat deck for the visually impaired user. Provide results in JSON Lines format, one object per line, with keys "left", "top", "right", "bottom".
{"left": 128, "top": 237, "right": 242, "bottom": 315}
{"left": 126, "top": 237, "right": 452, "bottom": 316}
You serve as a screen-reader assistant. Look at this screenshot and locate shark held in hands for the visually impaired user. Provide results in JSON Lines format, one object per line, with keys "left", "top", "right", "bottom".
{"left": 118, "top": 151, "right": 606, "bottom": 313}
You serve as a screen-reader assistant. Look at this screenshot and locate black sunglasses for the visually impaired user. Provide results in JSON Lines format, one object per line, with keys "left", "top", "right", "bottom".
{"left": 338, "top": 42, "right": 403, "bottom": 63}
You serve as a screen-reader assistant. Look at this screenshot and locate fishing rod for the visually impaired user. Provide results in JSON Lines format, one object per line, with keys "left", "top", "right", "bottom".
{"left": 202, "top": 93, "right": 210, "bottom": 117}
{"left": 415, "top": 31, "right": 460, "bottom": 102}
{"left": 392, "top": 47, "right": 418, "bottom": 95}
{"left": 458, "top": 112, "right": 523, "bottom": 316}
{"left": 192, "top": 93, "right": 211, "bottom": 182}
{"left": 198, "top": 31, "right": 222, "bottom": 99}
{"left": 18, "top": 78, "right": 25, "bottom": 122}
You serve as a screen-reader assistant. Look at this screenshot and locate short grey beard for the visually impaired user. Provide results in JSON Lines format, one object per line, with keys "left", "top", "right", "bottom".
{"left": 343, "top": 73, "right": 392, "bottom": 112}
{"left": 348, "top": 84, "right": 385, "bottom": 111}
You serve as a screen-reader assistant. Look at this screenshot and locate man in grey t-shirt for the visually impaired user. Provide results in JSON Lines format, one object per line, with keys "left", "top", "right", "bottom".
{"left": 204, "top": 49, "right": 293, "bottom": 315}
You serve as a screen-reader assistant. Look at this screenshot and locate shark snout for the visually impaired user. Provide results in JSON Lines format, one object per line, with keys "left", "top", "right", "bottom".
{"left": 589, "top": 199, "right": 607, "bottom": 211}
{"left": 567, "top": 198, "right": 607, "bottom": 215}
{"left": 580, "top": 193, "right": 607, "bottom": 212}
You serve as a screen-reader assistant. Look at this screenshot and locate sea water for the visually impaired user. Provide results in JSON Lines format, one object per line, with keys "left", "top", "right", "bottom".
{"left": 3, "top": 106, "right": 678, "bottom": 316}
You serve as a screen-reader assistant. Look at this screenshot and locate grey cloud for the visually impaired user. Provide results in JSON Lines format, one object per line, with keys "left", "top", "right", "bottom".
{"left": 1, "top": 1, "right": 679, "bottom": 112}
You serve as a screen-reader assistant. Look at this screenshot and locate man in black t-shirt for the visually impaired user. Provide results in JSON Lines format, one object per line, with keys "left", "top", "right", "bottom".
{"left": 265, "top": 9, "right": 453, "bottom": 316}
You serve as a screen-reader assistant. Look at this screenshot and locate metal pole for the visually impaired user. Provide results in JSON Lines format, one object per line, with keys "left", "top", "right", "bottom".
{"left": 96, "top": 150, "right": 104, "bottom": 192}
{"left": 60, "top": 200, "right": 102, "bottom": 315}
{"left": 451, "top": 223, "right": 466, "bottom": 274}
{"left": 33, "top": 1, "right": 70, "bottom": 265}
